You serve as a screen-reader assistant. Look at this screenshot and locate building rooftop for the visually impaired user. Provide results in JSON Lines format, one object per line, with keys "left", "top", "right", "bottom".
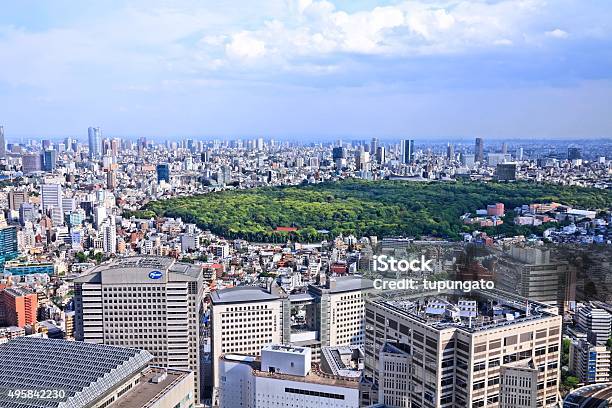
{"left": 210, "top": 285, "right": 280, "bottom": 305}
{"left": 371, "top": 288, "right": 558, "bottom": 333}
{"left": 0, "top": 337, "right": 153, "bottom": 408}
{"left": 221, "top": 354, "right": 359, "bottom": 388}
{"left": 308, "top": 275, "right": 375, "bottom": 295}
{"left": 110, "top": 367, "right": 192, "bottom": 408}
{"left": 74, "top": 256, "right": 202, "bottom": 284}
{"left": 321, "top": 345, "right": 363, "bottom": 379}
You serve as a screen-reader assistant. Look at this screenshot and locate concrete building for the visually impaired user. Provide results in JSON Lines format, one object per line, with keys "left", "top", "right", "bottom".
{"left": 0, "top": 337, "right": 194, "bottom": 408}
{"left": 362, "top": 289, "right": 562, "bottom": 408}
{"left": 210, "top": 275, "right": 374, "bottom": 393}
{"left": 218, "top": 344, "right": 359, "bottom": 408}
{"left": 73, "top": 256, "right": 205, "bottom": 403}
{"left": 401, "top": 139, "right": 415, "bottom": 164}
{"left": 494, "top": 247, "right": 574, "bottom": 313}
{"left": 570, "top": 338, "right": 611, "bottom": 384}
{"left": 0, "top": 287, "right": 38, "bottom": 327}
{"left": 40, "top": 183, "right": 63, "bottom": 214}
{"left": 575, "top": 305, "right": 611, "bottom": 345}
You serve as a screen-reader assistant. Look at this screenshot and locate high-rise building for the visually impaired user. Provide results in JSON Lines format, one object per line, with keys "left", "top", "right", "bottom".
{"left": 41, "top": 183, "right": 63, "bottom": 214}
{"left": 210, "top": 276, "right": 374, "bottom": 393}
{"left": 42, "top": 149, "right": 57, "bottom": 172}
{"left": 475, "top": 137, "right": 485, "bottom": 163}
{"left": 73, "top": 256, "right": 205, "bottom": 403}
{"left": 496, "top": 163, "right": 517, "bottom": 181}
{"left": 157, "top": 163, "right": 170, "bottom": 183}
{"left": 494, "top": 247, "right": 574, "bottom": 313}
{"left": 370, "top": 138, "right": 379, "bottom": 160}
{"left": 400, "top": 139, "right": 415, "bottom": 164}
{"left": 576, "top": 305, "right": 611, "bottom": 345}
{"left": 569, "top": 339, "right": 611, "bottom": 384}
{"left": 88, "top": 126, "right": 102, "bottom": 159}
{"left": 446, "top": 143, "right": 455, "bottom": 160}
{"left": 0, "top": 337, "right": 195, "bottom": 408}
{"left": 362, "top": 289, "right": 562, "bottom": 408}
{"left": 0, "top": 287, "right": 38, "bottom": 327}
{"left": 0, "top": 125, "right": 5, "bottom": 158}
{"left": 102, "top": 219, "right": 117, "bottom": 254}
{"left": 8, "top": 191, "right": 28, "bottom": 211}
{"left": 0, "top": 225, "right": 18, "bottom": 269}
{"left": 501, "top": 142, "right": 508, "bottom": 154}
{"left": 376, "top": 146, "right": 386, "bottom": 164}
{"left": 21, "top": 153, "right": 42, "bottom": 174}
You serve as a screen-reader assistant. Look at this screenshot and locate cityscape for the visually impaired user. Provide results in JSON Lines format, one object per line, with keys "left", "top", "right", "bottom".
{"left": 1, "top": 1, "right": 612, "bottom": 408}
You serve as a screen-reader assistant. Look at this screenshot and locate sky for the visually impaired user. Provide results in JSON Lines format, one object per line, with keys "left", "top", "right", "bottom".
{"left": 0, "top": 0, "right": 611, "bottom": 141}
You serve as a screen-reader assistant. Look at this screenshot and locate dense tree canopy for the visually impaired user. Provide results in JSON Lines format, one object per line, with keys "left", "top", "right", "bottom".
{"left": 140, "top": 179, "right": 611, "bottom": 242}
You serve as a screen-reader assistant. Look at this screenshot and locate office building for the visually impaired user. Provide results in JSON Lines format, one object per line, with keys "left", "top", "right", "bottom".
{"left": 219, "top": 344, "right": 359, "bottom": 408}
{"left": 0, "top": 337, "right": 195, "bottom": 408}
{"left": 19, "top": 203, "right": 36, "bottom": 225}
{"left": 21, "top": 153, "right": 42, "bottom": 174}
{"left": 446, "top": 144, "right": 454, "bottom": 160}
{"left": 0, "top": 225, "right": 18, "bottom": 269}
{"left": 210, "top": 276, "right": 374, "bottom": 392}
{"left": 376, "top": 146, "right": 386, "bottom": 164}
{"left": 42, "top": 149, "right": 57, "bottom": 172}
{"left": 8, "top": 191, "right": 28, "bottom": 211}
{"left": 0, "top": 125, "right": 5, "bottom": 158}
{"left": 157, "top": 163, "right": 170, "bottom": 183}
{"left": 88, "top": 126, "right": 102, "bottom": 159}
{"left": 496, "top": 163, "right": 517, "bottom": 181}
{"left": 400, "top": 139, "right": 415, "bottom": 164}
{"left": 475, "top": 137, "right": 484, "bottom": 162}
{"left": 569, "top": 339, "right": 611, "bottom": 384}
{"left": 494, "top": 247, "right": 574, "bottom": 313}
{"left": 73, "top": 256, "right": 204, "bottom": 402}
{"left": 0, "top": 287, "right": 38, "bottom": 327}
{"left": 362, "top": 289, "right": 562, "bottom": 408}
{"left": 370, "top": 138, "right": 379, "bottom": 158}
{"left": 576, "top": 305, "right": 611, "bottom": 345}
{"left": 40, "top": 183, "right": 63, "bottom": 213}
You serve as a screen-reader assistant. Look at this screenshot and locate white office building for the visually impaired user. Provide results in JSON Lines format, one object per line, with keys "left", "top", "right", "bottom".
{"left": 219, "top": 344, "right": 359, "bottom": 408}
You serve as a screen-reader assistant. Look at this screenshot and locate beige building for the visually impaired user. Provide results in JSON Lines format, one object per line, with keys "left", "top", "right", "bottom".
{"left": 362, "top": 288, "right": 562, "bottom": 408}
{"left": 73, "top": 256, "right": 204, "bottom": 403}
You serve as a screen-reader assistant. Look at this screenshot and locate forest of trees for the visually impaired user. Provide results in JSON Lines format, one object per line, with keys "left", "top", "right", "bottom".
{"left": 139, "top": 179, "right": 612, "bottom": 243}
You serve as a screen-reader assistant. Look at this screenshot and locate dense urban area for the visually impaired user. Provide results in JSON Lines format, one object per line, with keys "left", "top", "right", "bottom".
{"left": 0, "top": 128, "right": 611, "bottom": 408}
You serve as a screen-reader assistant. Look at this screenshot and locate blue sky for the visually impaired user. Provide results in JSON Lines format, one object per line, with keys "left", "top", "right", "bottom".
{"left": 1, "top": 0, "right": 611, "bottom": 141}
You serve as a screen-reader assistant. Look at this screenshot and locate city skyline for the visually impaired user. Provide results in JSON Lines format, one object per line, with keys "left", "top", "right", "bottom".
{"left": 1, "top": 1, "right": 612, "bottom": 139}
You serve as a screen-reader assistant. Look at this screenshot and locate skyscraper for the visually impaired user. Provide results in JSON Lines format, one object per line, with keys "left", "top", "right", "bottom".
{"left": 40, "top": 184, "right": 63, "bottom": 213}
{"left": 21, "top": 153, "right": 42, "bottom": 174}
{"left": 42, "top": 150, "right": 57, "bottom": 172}
{"left": 73, "top": 256, "right": 205, "bottom": 403}
{"left": 0, "top": 125, "right": 5, "bottom": 158}
{"left": 157, "top": 163, "right": 170, "bottom": 183}
{"left": 568, "top": 147, "right": 582, "bottom": 160}
{"left": 475, "top": 137, "right": 484, "bottom": 162}
{"left": 446, "top": 143, "right": 455, "bottom": 160}
{"left": 0, "top": 225, "right": 18, "bottom": 269}
{"left": 370, "top": 138, "right": 379, "bottom": 160}
{"left": 400, "top": 139, "right": 414, "bottom": 164}
{"left": 87, "top": 126, "right": 102, "bottom": 159}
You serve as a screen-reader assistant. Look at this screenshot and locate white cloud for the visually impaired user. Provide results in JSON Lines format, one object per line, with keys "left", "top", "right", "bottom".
{"left": 545, "top": 28, "right": 569, "bottom": 39}
{"left": 226, "top": 32, "right": 266, "bottom": 60}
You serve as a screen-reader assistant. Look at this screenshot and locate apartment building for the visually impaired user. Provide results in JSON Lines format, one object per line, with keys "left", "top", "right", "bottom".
{"left": 73, "top": 256, "right": 204, "bottom": 403}
{"left": 569, "top": 338, "right": 611, "bottom": 384}
{"left": 362, "top": 288, "right": 562, "bottom": 408}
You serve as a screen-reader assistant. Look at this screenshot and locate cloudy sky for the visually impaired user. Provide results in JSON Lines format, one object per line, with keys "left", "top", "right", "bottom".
{"left": 1, "top": 0, "right": 611, "bottom": 141}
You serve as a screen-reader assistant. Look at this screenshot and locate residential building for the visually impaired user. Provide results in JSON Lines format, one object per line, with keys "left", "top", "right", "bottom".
{"left": 569, "top": 338, "right": 611, "bottom": 384}
{"left": 0, "top": 287, "right": 38, "bottom": 327}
